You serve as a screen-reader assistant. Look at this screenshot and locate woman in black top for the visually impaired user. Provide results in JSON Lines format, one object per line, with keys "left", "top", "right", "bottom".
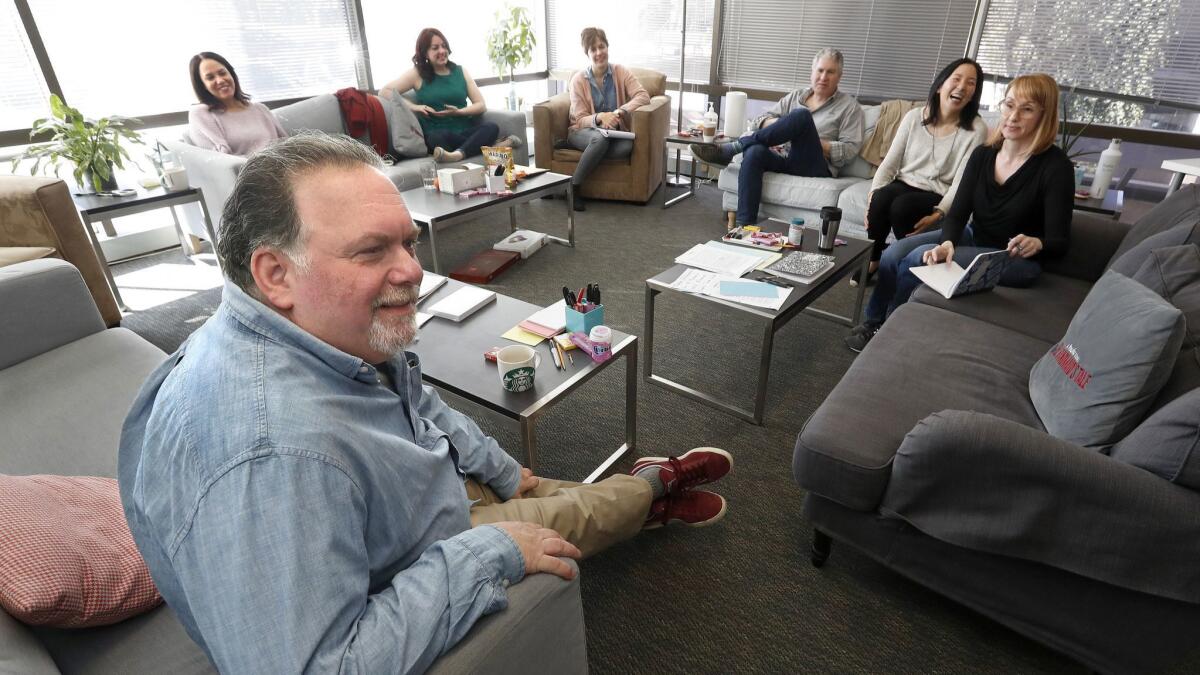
{"left": 846, "top": 73, "right": 1074, "bottom": 352}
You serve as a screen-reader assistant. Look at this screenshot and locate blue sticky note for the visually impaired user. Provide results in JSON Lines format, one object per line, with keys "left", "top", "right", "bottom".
{"left": 720, "top": 280, "right": 778, "bottom": 298}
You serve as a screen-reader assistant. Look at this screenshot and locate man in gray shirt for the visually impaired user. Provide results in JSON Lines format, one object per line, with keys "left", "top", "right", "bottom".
{"left": 693, "top": 48, "right": 865, "bottom": 226}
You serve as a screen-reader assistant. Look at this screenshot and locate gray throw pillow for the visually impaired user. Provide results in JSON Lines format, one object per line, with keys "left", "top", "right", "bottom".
{"left": 379, "top": 90, "right": 427, "bottom": 158}
{"left": 1129, "top": 244, "right": 1200, "bottom": 413}
{"left": 0, "top": 610, "right": 58, "bottom": 675}
{"left": 1107, "top": 183, "right": 1199, "bottom": 265}
{"left": 1029, "top": 270, "right": 1186, "bottom": 449}
{"left": 1109, "top": 221, "right": 1199, "bottom": 277}
{"left": 1109, "top": 388, "right": 1200, "bottom": 489}
{"left": 273, "top": 94, "right": 345, "bottom": 135}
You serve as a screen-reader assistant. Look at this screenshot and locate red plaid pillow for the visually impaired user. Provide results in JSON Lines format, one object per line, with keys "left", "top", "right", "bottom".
{"left": 0, "top": 475, "right": 162, "bottom": 627}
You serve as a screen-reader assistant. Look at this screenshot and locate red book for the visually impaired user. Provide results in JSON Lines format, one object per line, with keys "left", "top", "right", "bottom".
{"left": 448, "top": 249, "right": 520, "bottom": 284}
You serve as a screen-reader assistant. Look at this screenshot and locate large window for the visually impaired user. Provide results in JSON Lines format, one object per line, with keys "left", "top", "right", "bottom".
{"left": 719, "top": 0, "right": 975, "bottom": 101}
{"left": 976, "top": 0, "right": 1200, "bottom": 132}
{"left": 1, "top": 3, "right": 50, "bottom": 132}
{"left": 27, "top": 0, "right": 363, "bottom": 118}
{"left": 546, "top": 0, "right": 715, "bottom": 84}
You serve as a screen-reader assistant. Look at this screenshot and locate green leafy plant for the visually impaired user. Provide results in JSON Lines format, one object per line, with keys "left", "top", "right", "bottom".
{"left": 12, "top": 94, "right": 143, "bottom": 192}
{"left": 1059, "top": 92, "right": 1097, "bottom": 161}
{"left": 486, "top": 4, "right": 536, "bottom": 110}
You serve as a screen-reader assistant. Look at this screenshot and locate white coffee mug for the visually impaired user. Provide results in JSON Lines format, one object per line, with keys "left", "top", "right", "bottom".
{"left": 163, "top": 166, "right": 189, "bottom": 191}
{"left": 496, "top": 345, "right": 540, "bottom": 393}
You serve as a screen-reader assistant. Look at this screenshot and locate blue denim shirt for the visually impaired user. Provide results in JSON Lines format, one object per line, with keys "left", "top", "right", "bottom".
{"left": 585, "top": 66, "right": 617, "bottom": 113}
{"left": 118, "top": 282, "right": 525, "bottom": 674}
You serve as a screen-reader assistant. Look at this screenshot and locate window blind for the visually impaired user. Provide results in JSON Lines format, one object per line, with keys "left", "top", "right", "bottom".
{"left": 718, "top": 0, "right": 976, "bottom": 101}
{"left": 976, "top": 0, "right": 1200, "bottom": 111}
{"left": 547, "top": 0, "right": 715, "bottom": 84}
{"left": 27, "top": 0, "right": 362, "bottom": 118}
{"left": 1, "top": 3, "right": 50, "bottom": 132}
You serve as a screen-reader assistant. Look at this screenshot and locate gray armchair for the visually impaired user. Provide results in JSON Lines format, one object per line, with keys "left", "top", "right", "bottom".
{"left": 0, "top": 259, "right": 586, "bottom": 674}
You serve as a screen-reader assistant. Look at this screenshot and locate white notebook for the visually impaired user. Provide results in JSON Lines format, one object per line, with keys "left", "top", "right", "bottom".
{"left": 418, "top": 272, "right": 447, "bottom": 301}
{"left": 426, "top": 286, "right": 496, "bottom": 322}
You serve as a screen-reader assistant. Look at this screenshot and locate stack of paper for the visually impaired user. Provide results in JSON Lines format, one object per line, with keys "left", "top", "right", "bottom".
{"left": 519, "top": 300, "right": 567, "bottom": 338}
{"left": 667, "top": 268, "right": 790, "bottom": 310}
{"left": 426, "top": 286, "right": 496, "bottom": 321}
{"left": 704, "top": 241, "right": 783, "bottom": 270}
{"left": 675, "top": 244, "right": 762, "bottom": 277}
{"left": 418, "top": 272, "right": 447, "bottom": 301}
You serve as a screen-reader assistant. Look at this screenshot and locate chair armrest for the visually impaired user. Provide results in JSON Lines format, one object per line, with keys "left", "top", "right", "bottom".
{"left": 0, "top": 259, "right": 105, "bottom": 370}
{"left": 881, "top": 410, "right": 1200, "bottom": 603}
{"left": 481, "top": 110, "right": 529, "bottom": 166}
{"left": 1040, "top": 210, "right": 1131, "bottom": 282}
{"left": 629, "top": 95, "right": 670, "bottom": 179}
{"left": 428, "top": 558, "right": 585, "bottom": 674}
{"left": 162, "top": 139, "right": 245, "bottom": 241}
{"left": 532, "top": 94, "right": 570, "bottom": 170}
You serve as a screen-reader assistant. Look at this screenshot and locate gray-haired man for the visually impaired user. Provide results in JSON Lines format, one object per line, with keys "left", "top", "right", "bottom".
{"left": 693, "top": 47, "right": 865, "bottom": 226}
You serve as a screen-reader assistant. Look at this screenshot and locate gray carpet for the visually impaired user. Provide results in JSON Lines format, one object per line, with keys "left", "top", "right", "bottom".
{"left": 113, "top": 185, "right": 1081, "bottom": 673}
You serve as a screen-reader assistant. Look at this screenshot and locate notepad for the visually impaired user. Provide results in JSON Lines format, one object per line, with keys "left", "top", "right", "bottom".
{"left": 426, "top": 286, "right": 496, "bottom": 322}
{"left": 911, "top": 250, "right": 1013, "bottom": 299}
{"left": 519, "top": 299, "right": 567, "bottom": 337}
{"left": 418, "top": 272, "right": 447, "bottom": 301}
{"left": 719, "top": 280, "right": 778, "bottom": 298}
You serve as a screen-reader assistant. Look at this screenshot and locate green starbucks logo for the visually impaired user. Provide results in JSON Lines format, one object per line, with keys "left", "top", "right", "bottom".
{"left": 503, "top": 366, "right": 536, "bottom": 393}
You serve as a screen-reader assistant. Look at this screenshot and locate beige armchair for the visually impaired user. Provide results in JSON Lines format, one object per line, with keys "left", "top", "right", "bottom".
{"left": 0, "top": 177, "right": 121, "bottom": 326}
{"left": 533, "top": 67, "right": 670, "bottom": 203}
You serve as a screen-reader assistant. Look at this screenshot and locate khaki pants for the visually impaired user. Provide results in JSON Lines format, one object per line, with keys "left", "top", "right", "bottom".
{"left": 467, "top": 475, "right": 652, "bottom": 558}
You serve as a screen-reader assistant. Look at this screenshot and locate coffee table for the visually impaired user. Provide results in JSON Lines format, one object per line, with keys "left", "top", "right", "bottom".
{"left": 413, "top": 278, "right": 637, "bottom": 482}
{"left": 644, "top": 232, "right": 871, "bottom": 424}
{"left": 401, "top": 172, "right": 575, "bottom": 274}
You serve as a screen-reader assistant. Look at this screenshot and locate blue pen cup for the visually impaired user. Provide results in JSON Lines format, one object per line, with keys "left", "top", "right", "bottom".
{"left": 565, "top": 304, "right": 604, "bottom": 334}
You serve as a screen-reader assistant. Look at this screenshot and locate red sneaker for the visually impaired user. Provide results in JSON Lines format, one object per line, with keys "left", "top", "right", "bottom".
{"left": 631, "top": 447, "right": 732, "bottom": 496}
{"left": 644, "top": 490, "right": 727, "bottom": 529}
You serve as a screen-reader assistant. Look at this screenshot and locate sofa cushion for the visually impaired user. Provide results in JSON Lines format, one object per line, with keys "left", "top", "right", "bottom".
{"left": 0, "top": 475, "right": 162, "bottom": 627}
{"left": 1129, "top": 244, "right": 1200, "bottom": 414}
{"left": 1107, "top": 183, "right": 1200, "bottom": 268}
{"left": 273, "top": 94, "right": 345, "bottom": 135}
{"left": 835, "top": 180, "right": 871, "bottom": 230}
{"left": 1108, "top": 220, "right": 1199, "bottom": 277}
{"left": 378, "top": 90, "right": 427, "bottom": 158}
{"left": 1109, "top": 388, "right": 1200, "bottom": 489}
{"left": 911, "top": 272, "right": 1093, "bottom": 344}
{"left": 0, "top": 246, "right": 56, "bottom": 267}
{"left": 1029, "top": 270, "right": 1185, "bottom": 449}
{"left": 718, "top": 164, "right": 859, "bottom": 212}
{"left": 33, "top": 603, "right": 215, "bottom": 674}
{"left": 794, "top": 302, "right": 1049, "bottom": 511}
{"left": 0, "top": 609, "right": 58, "bottom": 674}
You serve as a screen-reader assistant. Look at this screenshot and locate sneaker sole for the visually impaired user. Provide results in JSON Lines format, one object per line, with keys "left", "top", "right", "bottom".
{"left": 631, "top": 447, "right": 734, "bottom": 481}
{"left": 642, "top": 493, "right": 728, "bottom": 530}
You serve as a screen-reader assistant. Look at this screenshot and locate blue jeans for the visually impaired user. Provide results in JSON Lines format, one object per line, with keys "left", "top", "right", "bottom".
{"left": 863, "top": 226, "right": 1043, "bottom": 325}
{"left": 424, "top": 121, "right": 500, "bottom": 158}
{"left": 735, "top": 109, "right": 831, "bottom": 225}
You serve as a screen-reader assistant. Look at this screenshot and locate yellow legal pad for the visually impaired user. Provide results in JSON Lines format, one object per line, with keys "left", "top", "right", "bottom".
{"left": 501, "top": 326, "right": 546, "bottom": 346}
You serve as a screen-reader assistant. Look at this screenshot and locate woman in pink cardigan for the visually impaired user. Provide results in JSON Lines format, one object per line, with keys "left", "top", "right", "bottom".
{"left": 567, "top": 27, "right": 650, "bottom": 211}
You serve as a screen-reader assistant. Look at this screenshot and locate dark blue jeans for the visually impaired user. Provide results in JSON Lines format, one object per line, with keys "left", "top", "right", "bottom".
{"left": 735, "top": 108, "right": 830, "bottom": 225}
{"left": 424, "top": 121, "right": 500, "bottom": 158}
{"left": 863, "top": 226, "right": 1043, "bottom": 325}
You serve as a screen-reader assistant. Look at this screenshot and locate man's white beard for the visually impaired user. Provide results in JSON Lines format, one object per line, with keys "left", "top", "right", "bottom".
{"left": 368, "top": 283, "right": 421, "bottom": 357}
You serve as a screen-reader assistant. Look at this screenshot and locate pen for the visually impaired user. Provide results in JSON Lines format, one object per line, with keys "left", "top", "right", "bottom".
{"left": 556, "top": 339, "right": 568, "bottom": 369}
{"left": 548, "top": 340, "right": 562, "bottom": 370}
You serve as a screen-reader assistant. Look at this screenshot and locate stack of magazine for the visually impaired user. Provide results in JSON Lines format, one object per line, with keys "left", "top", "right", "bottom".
{"left": 764, "top": 251, "right": 836, "bottom": 284}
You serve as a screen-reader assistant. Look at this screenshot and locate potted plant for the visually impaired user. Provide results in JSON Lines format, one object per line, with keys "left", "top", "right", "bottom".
{"left": 486, "top": 4, "right": 537, "bottom": 112}
{"left": 12, "top": 94, "right": 143, "bottom": 193}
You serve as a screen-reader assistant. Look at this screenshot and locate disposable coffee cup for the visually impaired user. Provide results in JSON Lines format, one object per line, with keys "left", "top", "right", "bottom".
{"left": 818, "top": 206, "right": 842, "bottom": 251}
{"left": 702, "top": 125, "right": 717, "bottom": 143}
{"left": 496, "top": 345, "right": 540, "bottom": 393}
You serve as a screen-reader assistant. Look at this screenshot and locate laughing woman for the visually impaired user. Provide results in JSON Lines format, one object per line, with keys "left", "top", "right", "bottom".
{"left": 862, "top": 58, "right": 988, "bottom": 279}
{"left": 846, "top": 73, "right": 1074, "bottom": 352}
{"left": 379, "top": 28, "right": 519, "bottom": 163}
{"left": 187, "top": 52, "right": 287, "bottom": 156}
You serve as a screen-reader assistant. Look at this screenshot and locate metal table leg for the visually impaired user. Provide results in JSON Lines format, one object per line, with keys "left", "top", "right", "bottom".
{"left": 79, "top": 213, "right": 128, "bottom": 312}
{"left": 425, "top": 218, "right": 441, "bottom": 274}
{"left": 520, "top": 416, "right": 538, "bottom": 476}
{"left": 583, "top": 341, "right": 638, "bottom": 484}
{"left": 509, "top": 206, "right": 517, "bottom": 233}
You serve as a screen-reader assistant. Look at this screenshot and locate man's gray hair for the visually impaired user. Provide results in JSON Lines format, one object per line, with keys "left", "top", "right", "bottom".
{"left": 812, "top": 48, "right": 844, "bottom": 71}
{"left": 216, "top": 131, "right": 384, "bottom": 293}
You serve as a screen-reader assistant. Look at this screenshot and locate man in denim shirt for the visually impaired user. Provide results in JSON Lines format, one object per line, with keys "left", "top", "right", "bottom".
{"left": 118, "top": 133, "right": 731, "bottom": 673}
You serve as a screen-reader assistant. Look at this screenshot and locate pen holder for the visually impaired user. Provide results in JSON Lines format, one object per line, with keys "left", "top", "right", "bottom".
{"left": 565, "top": 304, "right": 604, "bottom": 334}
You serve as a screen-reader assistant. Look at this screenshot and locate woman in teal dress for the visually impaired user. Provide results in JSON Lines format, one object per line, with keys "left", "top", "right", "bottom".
{"left": 380, "top": 28, "right": 520, "bottom": 162}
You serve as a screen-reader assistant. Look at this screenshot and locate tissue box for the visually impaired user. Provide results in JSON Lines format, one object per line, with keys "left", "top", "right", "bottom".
{"left": 494, "top": 230, "right": 547, "bottom": 259}
{"left": 437, "top": 166, "right": 486, "bottom": 194}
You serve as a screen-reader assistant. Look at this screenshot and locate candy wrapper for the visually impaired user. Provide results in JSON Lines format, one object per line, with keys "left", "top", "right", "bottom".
{"left": 481, "top": 146, "right": 515, "bottom": 187}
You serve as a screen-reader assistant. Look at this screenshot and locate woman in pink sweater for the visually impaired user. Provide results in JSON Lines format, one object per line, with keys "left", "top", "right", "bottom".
{"left": 567, "top": 28, "right": 650, "bottom": 211}
{"left": 187, "top": 52, "right": 286, "bottom": 157}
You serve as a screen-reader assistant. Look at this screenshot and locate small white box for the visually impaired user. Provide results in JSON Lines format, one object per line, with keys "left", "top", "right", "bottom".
{"left": 437, "top": 166, "right": 486, "bottom": 194}
{"left": 494, "top": 229, "right": 547, "bottom": 259}
{"left": 486, "top": 174, "right": 507, "bottom": 193}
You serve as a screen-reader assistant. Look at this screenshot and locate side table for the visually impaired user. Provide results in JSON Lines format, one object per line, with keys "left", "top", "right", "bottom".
{"left": 1072, "top": 189, "right": 1123, "bottom": 220}
{"left": 1162, "top": 157, "right": 1200, "bottom": 196}
{"left": 662, "top": 133, "right": 731, "bottom": 209}
{"left": 71, "top": 185, "right": 216, "bottom": 311}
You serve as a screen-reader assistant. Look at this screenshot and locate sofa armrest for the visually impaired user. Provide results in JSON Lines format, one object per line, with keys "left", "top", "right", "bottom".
{"left": 1040, "top": 210, "right": 1131, "bottom": 282}
{"left": 481, "top": 110, "right": 529, "bottom": 166}
{"left": 532, "top": 94, "right": 570, "bottom": 170}
{"left": 0, "top": 259, "right": 105, "bottom": 370}
{"left": 881, "top": 410, "right": 1200, "bottom": 604}
{"left": 629, "top": 95, "right": 670, "bottom": 183}
{"left": 429, "top": 558, "right": 585, "bottom": 674}
{"left": 163, "top": 139, "right": 245, "bottom": 242}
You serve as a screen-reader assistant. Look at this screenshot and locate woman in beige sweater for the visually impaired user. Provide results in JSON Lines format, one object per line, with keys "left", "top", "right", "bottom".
{"left": 566, "top": 27, "right": 650, "bottom": 211}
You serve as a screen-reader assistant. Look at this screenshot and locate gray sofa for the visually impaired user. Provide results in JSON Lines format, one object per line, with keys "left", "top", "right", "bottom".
{"left": 166, "top": 94, "right": 529, "bottom": 243}
{"left": 0, "top": 258, "right": 586, "bottom": 674}
{"left": 794, "top": 187, "right": 1200, "bottom": 673}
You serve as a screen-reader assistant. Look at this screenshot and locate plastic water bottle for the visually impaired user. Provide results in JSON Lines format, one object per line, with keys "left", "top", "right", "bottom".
{"left": 1089, "top": 138, "right": 1122, "bottom": 199}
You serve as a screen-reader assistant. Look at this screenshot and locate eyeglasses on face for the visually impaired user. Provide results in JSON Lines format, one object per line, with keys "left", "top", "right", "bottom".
{"left": 999, "top": 99, "right": 1042, "bottom": 118}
